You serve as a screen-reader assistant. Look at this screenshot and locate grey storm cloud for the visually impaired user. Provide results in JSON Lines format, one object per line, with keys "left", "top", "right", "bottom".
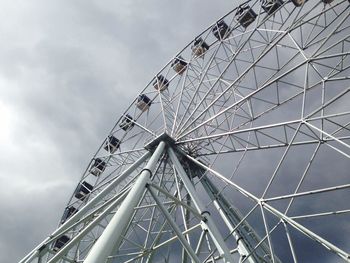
{"left": 0, "top": 1, "right": 237, "bottom": 262}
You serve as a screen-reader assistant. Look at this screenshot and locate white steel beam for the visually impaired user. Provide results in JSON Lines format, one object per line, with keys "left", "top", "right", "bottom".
{"left": 168, "top": 147, "right": 235, "bottom": 263}
{"left": 147, "top": 186, "right": 201, "bottom": 263}
{"left": 20, "top": 151, "right": 150, "bottom": 263}
{"left": 185, "top": 154, "right": 350, "bottom": 262}
{"left": 200, "top": 176, "right": 257, "bottom": 263}
{"left": 83, "top": 142, "right": 166, "bottom": 263}
{"left": 47, "top": 189, "right": 129, "bottom": 263}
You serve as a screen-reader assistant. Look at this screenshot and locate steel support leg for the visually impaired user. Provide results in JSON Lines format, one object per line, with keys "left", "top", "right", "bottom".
{"left": 20, "top": 152, "right": 150, "bottom": 263}
{"left": 200, "top": 175, "right": 262, "bottom": 263}
{"left": 186, "top": 154, "right": 350, "bottom": 262}
{"left": 84, "top": 142, "right": 166, "bottom": 263}
{"left": 48, "top": 190, "right": 129, "bottom": 263}
{"left": 168, "top": 147, "right": 235, "bottom": 263}
{"left": 59, "top": 151, "right": 151, "bottom": 235}
{"left": 200, "top": 178, "right": 257, "bottom": 263}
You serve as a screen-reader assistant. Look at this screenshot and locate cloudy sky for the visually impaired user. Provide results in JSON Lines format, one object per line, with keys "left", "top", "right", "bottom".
{"left": 3, "top": 1, "right": 349, "bottom": 262}
{"left": 0, "top": 1, "right": 244, "bottom": 262}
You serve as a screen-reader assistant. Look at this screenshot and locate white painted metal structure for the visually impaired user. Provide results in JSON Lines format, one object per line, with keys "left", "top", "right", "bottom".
{"left": 21, "top": 0, "right": 350, "bottom": 262}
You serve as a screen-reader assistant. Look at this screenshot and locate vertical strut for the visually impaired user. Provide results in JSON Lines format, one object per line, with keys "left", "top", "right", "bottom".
{"left": 200, "top": 175, "right": 282, "bottom": 263}
{"left": 20, "top": 151, "right": 151, "bottom": 263}
{"left": 84, "top": 141, "right": 166, "bottom": 263}
{"left": 168, "top": 147, "right": 235, "bottom": 263}
{"left": 47, "top": 190, "right": 129, "bottom": 263}
{"left": 200, "top": 176, "right": 256, "bottom": 263}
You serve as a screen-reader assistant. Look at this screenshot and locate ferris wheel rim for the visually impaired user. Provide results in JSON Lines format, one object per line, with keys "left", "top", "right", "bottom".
{"left": 21, "top": 1, "right": 350, "bottom": 262}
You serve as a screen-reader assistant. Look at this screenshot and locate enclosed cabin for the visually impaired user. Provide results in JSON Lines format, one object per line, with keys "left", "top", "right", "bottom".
{"left": 103, "top": 135, "right": 121, "bottom": 154}
{"left": 52, "top": 235, "right": 70, "bottom": 252}
{"left": 212, "top": 20, "right": 230, "bottom": 40}
{"left": 153, "top": 75, "right": 169, "bottom": 92}
{"left": 171, "top": 56, "right": 187, "bottom": 75}
{"left": 60, "top": 206, "right": 78, "bottom": 224}
{"left": 89, "top": 158, "right": 107, "bottom": 176}
{"left": 261, "top": 0, "right": 283, "bottom": 15}
{"left": 235, "top": 4, "right": 257, "bottom": 28}
{"left": 191, "top": 37, "right": 209, "bottom": 57}
{"left": 119, "top": 114, "right": 134, "bottom": 131}
{"left": 74, "top": 181, "right": 93, "bottom": 201}
{"left": 291, "top": 0, "right": 305, "bottom": 6}
{"left": 136, "top": 94, "right": 152, "bottom": 112}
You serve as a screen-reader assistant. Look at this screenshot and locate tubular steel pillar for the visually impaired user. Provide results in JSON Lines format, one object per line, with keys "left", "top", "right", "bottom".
{"left": 168, "top": 147, "right": 235, "bottom": 263}
{"left": 200, "top": 175, "right": 263, "bottom": 263}
{"left": 47, "top": 190, "right": 129, "bottom": 263}
{"left": 83, "top": 141, "right": 166, "bottom": 263}
{"left": 187, "top": 156, "right": 283, "bottom": 263}
{"left": 20, "top": 151, "right": 151, "bottom": 263}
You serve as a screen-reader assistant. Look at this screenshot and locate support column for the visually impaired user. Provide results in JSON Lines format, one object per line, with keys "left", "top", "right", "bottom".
{"left": 59, "top": 151, "right": 151, "bottom": 235}
{"left": 48, "top": 190, "right": 129, "bottom": 263}
{"left": 84, "top": 141, "right": 166, "bottom": 263}
{"left": 186, "top": 156, "right": 283, "bottom": 263}
{"left": 168, "top": 147, "right": 235, "bottom": 263}
{"left": 200, "top": 175, "right": 258, "bottom": 263}
{"left": 20, "top": 152, "right": 151, "bottom": 263}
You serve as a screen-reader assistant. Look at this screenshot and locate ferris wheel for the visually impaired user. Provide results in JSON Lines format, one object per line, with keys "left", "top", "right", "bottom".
{"left": 20, "top": 0, "right": 350, "bottom": 262}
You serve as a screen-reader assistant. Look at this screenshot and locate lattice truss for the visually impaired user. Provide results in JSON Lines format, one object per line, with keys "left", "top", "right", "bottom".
{"left": 21, "top": 0, "right": 350, "bottom": 262}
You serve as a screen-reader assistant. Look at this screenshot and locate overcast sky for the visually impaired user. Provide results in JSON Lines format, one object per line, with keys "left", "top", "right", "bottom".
{"left": 0, "top": 1, "right": 244, "bottom": 262}
{"left": 2, "top": 1, "right": 349, "bottom": 263}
